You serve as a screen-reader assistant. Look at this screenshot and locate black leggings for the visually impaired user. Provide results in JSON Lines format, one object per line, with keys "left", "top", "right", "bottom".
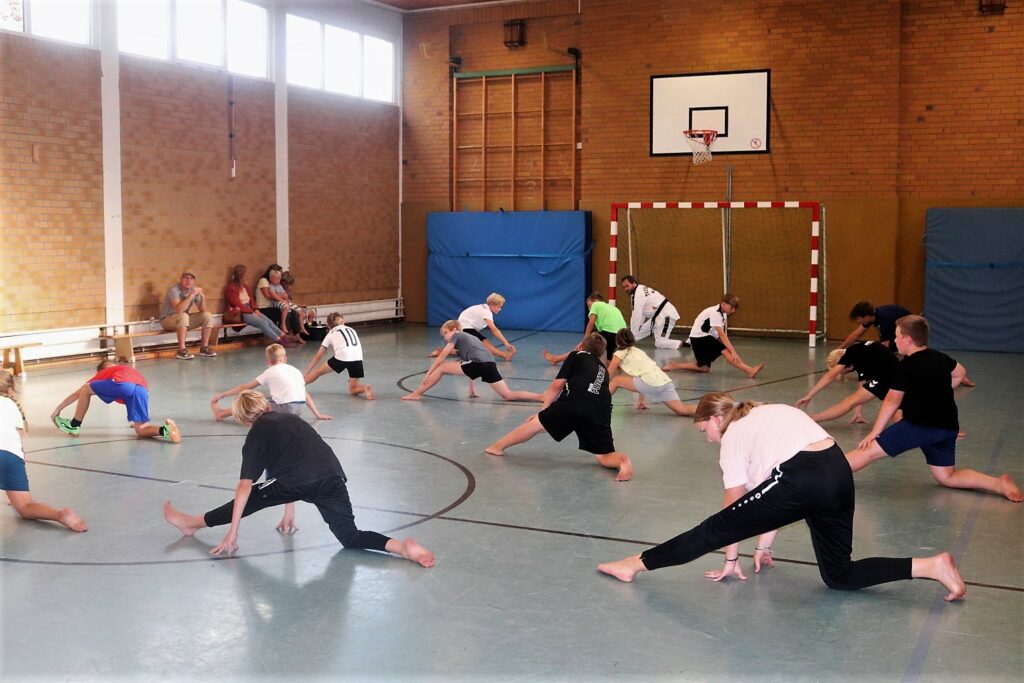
{"left": 640, "top": 445, "right": 912, "bottom": 590}
{"left": 203, "top": 475, "right": 390, "bottom": 552}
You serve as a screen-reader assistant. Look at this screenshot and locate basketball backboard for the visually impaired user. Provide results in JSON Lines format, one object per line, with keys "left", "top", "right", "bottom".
{"left": 650, "top": 69, "right": 770, "bottom": 156}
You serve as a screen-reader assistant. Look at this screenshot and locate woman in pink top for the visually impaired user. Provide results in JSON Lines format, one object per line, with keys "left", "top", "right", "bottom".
{"left": 598, "top": 392, "right": 967, "bottom": 603}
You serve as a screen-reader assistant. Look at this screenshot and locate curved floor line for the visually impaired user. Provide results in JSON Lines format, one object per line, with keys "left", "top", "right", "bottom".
{"left": 5, "top": 435, "right": 475, "bottom": 566}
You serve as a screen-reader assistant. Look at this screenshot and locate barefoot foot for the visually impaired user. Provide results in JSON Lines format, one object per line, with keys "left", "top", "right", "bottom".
{"left": 364, "top": 385, "right": 375, "bottom": 400}
{"left": 59, "top": 508, "right": 88, "bottom": 532}
{"left": 748, "top": 362, "right": 766, "bottom": 379}
{"left": 597, "top": 555, "right": 645, "bottom": 582}
{"left": 484, "top": 445, "right": 505, "bottom": 456}
{"left": 401, "top": 393, "right": 422, "bottom": 401}
{"left": 398, "top": 537, "right": 435, "bottom": 568}
{"left": 934, "top": 552, "right": 967, "bottom": 602}
{"left": 999, "top": 474, "right": 1023, "bottom": 502}
{"left": 163, "top": 501, "right": 202, "bottom": 537}
{"left": 616, "top": 455, "right": 634, "bottom": 482}
{"left": 542, "top": 350, "right": 558, "bottom": 365}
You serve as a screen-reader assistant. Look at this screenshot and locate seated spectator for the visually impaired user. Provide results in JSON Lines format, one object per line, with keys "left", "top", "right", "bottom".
{"left": 256, "top": 264, "right": 303, "bottom": 336}
{"left": 159, "top": 270, "right": 218, "bottom": 360}
{"left": 223, "top": 265, "right": 298, "bottom": 348}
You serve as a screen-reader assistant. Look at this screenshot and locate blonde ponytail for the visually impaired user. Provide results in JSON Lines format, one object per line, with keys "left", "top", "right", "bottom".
{"left": 693, "top": 391, "right": 760, "bottom": 434}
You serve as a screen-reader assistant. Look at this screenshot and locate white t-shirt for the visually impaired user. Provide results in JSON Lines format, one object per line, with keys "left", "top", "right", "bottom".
{"left": 256, "top": 363, "right": 306, "bottom": 404}
{"left": 255, "top": 277, "right": 273, "bottom": 309}
{"left": 458, "top": 303, "right": 493, "bottom": 331}
{"left": 613, "top": 347, "right": 671, "bottom": 387}
{"left": 718, "top": 404, "right": 830, "bottom": 491}
{"left": 322, "top": 325, "right": 364, "bottom": 362}
{"left": 689, "top": 305, "right": 726, "bottom": 340}
{"left": 0, "top": 396, "right": 26, "bottom": 459}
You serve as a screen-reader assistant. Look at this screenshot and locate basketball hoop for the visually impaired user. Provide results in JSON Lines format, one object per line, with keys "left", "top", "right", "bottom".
{"left": 683, "top": 129, "right": 718, "bottom": 165}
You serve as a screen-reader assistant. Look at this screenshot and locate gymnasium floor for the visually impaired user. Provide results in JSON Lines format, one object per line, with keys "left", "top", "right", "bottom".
{"left": 2, "top": 324, "right": 1022, "bottom": 681}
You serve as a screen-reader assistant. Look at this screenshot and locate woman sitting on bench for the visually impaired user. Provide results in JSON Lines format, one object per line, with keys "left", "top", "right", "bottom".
{"left": 224, "top": 265, "right": 300, "bottom": 348}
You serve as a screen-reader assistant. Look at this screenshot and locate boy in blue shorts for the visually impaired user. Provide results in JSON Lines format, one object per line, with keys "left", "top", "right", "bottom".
{"left": 846, "top": 315, "right": 1021, "bottom": 501}
{"left": 50, "top": 360, "right": 181, "bottom": 443}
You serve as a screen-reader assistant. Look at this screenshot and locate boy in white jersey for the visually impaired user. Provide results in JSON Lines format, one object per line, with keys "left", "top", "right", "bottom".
{"left": 663, "top": 293, "right": 765, "bottom": 379}
{"left": 304, "top": 313, "right": 375, "bottom": 400}
{"left": 210, "top": 344, "right": 332, "bottom": 421}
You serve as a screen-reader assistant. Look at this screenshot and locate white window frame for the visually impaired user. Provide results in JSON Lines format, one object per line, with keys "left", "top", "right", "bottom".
{"left": 0, "top": 0, "right": 97, "bottom": 49}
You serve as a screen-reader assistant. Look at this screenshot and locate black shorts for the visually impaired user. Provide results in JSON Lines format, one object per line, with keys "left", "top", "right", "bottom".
{"left": 537, "top": 403, "right": 615, "bottom": 455}
{"left": 460, "top": 361, "right": 502, "bottom": 383}
{"left": 598, "top": 330, "right": 618, "bottom": 360}
{"left": 690, "top": 335, "right": 726, "bottom": 367}
{"left": 862, "top": 378, "right": 890, "bottom": 400}
{"left": 464, "top": 328, "right": 487, "bottom": 341}
{"left": 327, "top": 358, "right": 365, "bottom": 379}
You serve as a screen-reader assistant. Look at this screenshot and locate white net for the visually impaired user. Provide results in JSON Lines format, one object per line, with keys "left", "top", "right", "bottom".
{"left": 684, "top": 130, "right": 717, "bottom": 165}
{"left": 624, "top": 205, "right": 824, "bottom": 337}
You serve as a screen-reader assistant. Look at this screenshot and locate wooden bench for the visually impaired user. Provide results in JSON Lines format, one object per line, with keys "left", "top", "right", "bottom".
{"left": 1, "top": 342, "right": 43, "bottom": 377}
{"left": 99, "top": 330, "right": 168, "bottom": 363}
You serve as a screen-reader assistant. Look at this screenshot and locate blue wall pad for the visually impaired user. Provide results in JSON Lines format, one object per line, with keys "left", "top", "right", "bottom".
{"left": 924, "top": 208, "right": 1024, "bottom": 352}
{"left": 427, "top": 211, "right": 592, "bottom": 332}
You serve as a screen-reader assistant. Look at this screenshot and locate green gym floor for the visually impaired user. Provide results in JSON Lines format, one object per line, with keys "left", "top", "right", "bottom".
{"left": 2, "top": 325, "right": 1021, "bottom": 681}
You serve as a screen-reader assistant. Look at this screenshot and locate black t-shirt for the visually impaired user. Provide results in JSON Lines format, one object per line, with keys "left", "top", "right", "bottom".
{"left": 554, "top": 351, "right": 612, "bottom": 422}
{"left": 240, "top": 412, "right": 345, "bottom": 485}
{"left": 889, "top": 348, "right": 958, "bottom": 430}
{"left": 839, "top": 341, "right": 899, "bottom": 384}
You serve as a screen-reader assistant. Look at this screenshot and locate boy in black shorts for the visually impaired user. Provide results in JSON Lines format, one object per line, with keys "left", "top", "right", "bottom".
{"left": 403, "top": 321, "right": 543, "bottom": 402}
{"left": 663, "top": 294, "right": 764, "bottom": 378}
{"left": 303, "top": 313, "right": 374, "bottom": 400}
{"left": 163, "top": 390, "right": 435, "bottom": 565}
{"left": 485, "top": 333, "right": 634, "bottom": 481}
{"left": 797, "top": 342, "right": 901, "bottom": 424}
{"left": 847, "top": 315, "right": 1021, "bottom": 501}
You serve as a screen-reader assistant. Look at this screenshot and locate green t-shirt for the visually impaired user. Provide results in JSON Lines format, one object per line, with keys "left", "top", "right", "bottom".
{"left": 588, "top": 301, "right": 627, "bottom": 333}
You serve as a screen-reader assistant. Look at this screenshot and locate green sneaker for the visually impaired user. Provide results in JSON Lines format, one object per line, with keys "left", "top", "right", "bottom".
{"left": 161, "top": 419, "right": 182, "bottom": 444}
{"left": 53, "top": 416, "right": 80, "bottom": 437}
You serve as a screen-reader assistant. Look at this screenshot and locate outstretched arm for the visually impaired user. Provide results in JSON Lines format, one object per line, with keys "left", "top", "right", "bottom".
{"left": 51, "top": 385, "right": 86, "bottom": 419}
{"left": 858, "top": 388, "right": 904, "bottom": 450}
{"left": 304, "top": 347, "right": 327, "bottom": 375}
{"left": 210, "top": 479, "right": 253, "bottom": 556}
{"left": 580, "top": 314, "right": 597, "bottom": 344}
{"left": 212, "top": 379, "right": 260, "bottom": 403}
{"left": 950, "top": 362, "right": 967, "bottom": 388}
{"left": 705, "top": 486, "right": 749, "bottom": 582}
{"left": 485, "top": 319, "right": 514, "bottom": 352}
{"left": 305, "top": 391, "right": 332, "bottom": 420}
{"left": 716, "top": 326, "right": 741, "bottom": 360}
{"left": 796, "top": 365, "right": 847, "bottom": 408}
{"left": 541, "top": 378, "right": 567, "bottom": 409}
{"left": 839, "top": 324, "right": 867, "bottom": 349}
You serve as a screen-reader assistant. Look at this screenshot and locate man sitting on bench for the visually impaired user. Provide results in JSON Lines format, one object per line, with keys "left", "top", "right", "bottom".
{"left": 159, "top": 269, "right": 217, "bottom": 360}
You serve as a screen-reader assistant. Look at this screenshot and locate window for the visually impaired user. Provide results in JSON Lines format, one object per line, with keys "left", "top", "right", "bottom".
{"left": 286, "top": 14, "right": 395, "bottom": 103}
{"left": 286, "top": 14, "right": 322, "bottom": 89}
{"left": 116, "top": 0, "right": 266, "bottom": 78}
{"left": 118, "top": 0, "right": 170, "bottom": 60}
{"left": 176, "top": 0, "right": 223, "bottom": 67}
{"left": 324, "top": 25, "right": 360, "bottom": 97}
{"left": 227, "top": 0, "right": 267, "bottom": 78}
{"left": 1, "top": 0, "right": 24, "bottom": 32}
{"left": 2, "top": 0, "right": 91, "bottom": 45}
{"left": 362, "top": 36, "right": 394, "bottom": 103}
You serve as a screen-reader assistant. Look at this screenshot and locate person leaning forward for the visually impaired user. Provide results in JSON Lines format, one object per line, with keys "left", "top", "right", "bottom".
{"left": 159, "top": 269, "right": 217, "bottom": 360}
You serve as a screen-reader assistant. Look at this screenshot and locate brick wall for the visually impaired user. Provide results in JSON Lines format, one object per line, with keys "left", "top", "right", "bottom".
{"left": 120, "top": 57, "right": 277, "bottom": 320}
{"left": 289, "top": 89, "right": 400, "bottom": 304}
{"left": 402, "top": 0, "right": 1023, "bottom": 334}
{"left": 0, "top": 33, "right": 104, "bottom": 333}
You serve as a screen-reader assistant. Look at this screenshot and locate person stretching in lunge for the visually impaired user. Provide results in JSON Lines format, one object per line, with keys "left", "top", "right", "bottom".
{"left": 544, "top": 292, "right": 626, "bottom": 364}
{"left": 597, "top": 392, "right": 967, "bottom": 602}
{"left": 608, "top": 329, "right": 694, "bottom": 416}
{"left": 210, "top": 344, "right": 332, "bottom": 421}
{"left": 486, "top": 333, "right": 634, "bottom": 482}
{"left": 453, "top": 293, "right": 518, "bottom": 361}
{"left": 51, "top": 360, "right": 181, "bottom": 442}
{"left": 403, "top": 321, "right": 543, "bottom": 402}
{"left": 164, "top": 390, "right": 435, "bottom": 564}
{"left": 845, "top": 315, "right": 1021, "bottom": 501}
{"left": 662, "top": 294, "right": 765, "bottom": 379}
{"left": 303, "top": 313, "right": 374, "bottom": 400}
{"left": 620, "top": 275, "right": 682, "bottom": 350}
{"left": 1, "top": 370, "right": 87, "bottom": 532}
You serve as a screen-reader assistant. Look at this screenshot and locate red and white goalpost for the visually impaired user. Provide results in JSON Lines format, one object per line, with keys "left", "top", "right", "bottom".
{"left": 609, "top": 201, "right": 823, "bottom": 347}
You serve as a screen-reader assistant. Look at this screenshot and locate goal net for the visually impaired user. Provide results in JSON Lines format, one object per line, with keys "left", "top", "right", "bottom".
{"left": 609, "top": 201, "right": 825, "bottom": 346}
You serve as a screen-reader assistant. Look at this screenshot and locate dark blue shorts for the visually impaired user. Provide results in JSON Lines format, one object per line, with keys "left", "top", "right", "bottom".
{"left": 876, "top": 420, "right": 958, "bottom": 467}
{"left": 90, "top": 380, "right": 150, "bottom": 424}
{"left": 0, "top": 449, "right": 30, "bottom": 491}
